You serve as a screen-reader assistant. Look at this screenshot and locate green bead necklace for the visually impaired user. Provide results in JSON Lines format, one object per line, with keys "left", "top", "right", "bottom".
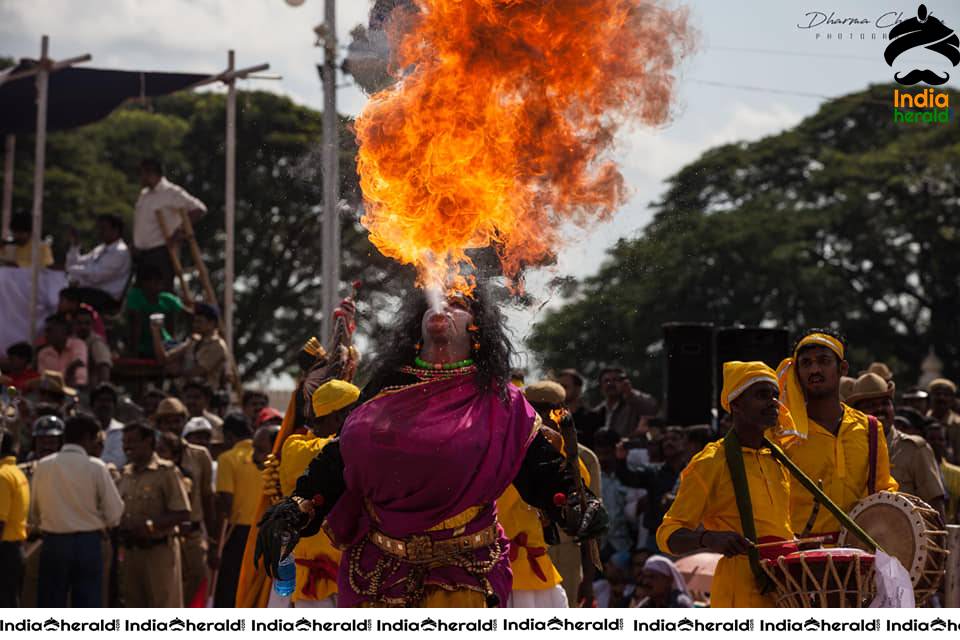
{"left": 414, "top": 356, "right": 475, "bottom": 371}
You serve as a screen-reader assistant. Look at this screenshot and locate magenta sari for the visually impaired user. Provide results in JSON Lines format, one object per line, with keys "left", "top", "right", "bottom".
{"left": 324, "top": 372, "right": 537, "bottom": 607}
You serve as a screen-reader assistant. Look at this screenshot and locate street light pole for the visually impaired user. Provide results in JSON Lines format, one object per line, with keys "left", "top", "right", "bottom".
{"left": 320, "top": 0, "right": 340, "bottom": 341}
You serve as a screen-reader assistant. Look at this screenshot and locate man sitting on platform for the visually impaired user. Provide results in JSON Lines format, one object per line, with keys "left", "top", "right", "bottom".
{"left": 64, "top": 214, "right": 131, "bottom": 313}
{"left": 1, "top": 213, "right": 53, "bottom": 268}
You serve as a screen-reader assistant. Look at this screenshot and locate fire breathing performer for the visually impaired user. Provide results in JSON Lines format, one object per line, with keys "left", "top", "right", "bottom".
{"left": 255, "top": 285, "right": 608, "bottom": 607}
{"left": 775, "top": 329, "right": 898, "bottom": 539}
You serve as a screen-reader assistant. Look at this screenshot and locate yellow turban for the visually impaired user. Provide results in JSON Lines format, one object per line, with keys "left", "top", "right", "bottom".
{"left": 775, "top": 332, "right": 845, "bottom": 443}
{"left": 311, "top": 379, "right": 361, "bottom": 418}
{"left": 722, "top": 360, "right": 795, "bottom": 436}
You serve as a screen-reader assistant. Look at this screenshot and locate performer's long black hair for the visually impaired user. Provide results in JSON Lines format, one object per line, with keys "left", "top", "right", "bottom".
{"left": 361, "top": 282, "right": 515, "bottom": 402}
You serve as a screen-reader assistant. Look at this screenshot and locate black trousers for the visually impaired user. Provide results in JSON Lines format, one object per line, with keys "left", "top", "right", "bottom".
{"left": 214, "top": 525, "right": 249, "bottom": 608}
{"left": 0, "top": 541, "right": 24, "bottom": 607}
{"left": 62, "top": 286, "right": 121, "bottom": 315}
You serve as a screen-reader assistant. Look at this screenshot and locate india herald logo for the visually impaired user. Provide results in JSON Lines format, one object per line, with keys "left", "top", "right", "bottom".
{"left": 884, "top": 4, "right": 960, "bottom": 85}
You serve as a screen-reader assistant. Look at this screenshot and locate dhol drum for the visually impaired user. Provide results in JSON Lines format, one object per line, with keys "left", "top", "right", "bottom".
{"left": 838, "top": 491, "right": 948, "bottom": 606}
{"left": 760, "top": 548, "right": 876, "bottom": 608}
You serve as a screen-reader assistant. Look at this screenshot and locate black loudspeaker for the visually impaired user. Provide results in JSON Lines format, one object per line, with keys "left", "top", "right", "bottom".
{"left": 715, "top": 327, "right": 790, "bottom": 409}
{"left": 662, "top": 323, "right": 715, "bottom": 426}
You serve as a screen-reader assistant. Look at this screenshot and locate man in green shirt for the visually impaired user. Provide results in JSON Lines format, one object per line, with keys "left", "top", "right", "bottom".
{"left": 126, "top": 264, "right": 187, "bottom": 357}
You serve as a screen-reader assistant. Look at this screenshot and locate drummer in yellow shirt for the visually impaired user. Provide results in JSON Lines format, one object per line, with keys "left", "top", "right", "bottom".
{"left": 657, "top": 361, "right": 796, "bottom": 608}
{"left": 269, "top": 379, "right": 359, "bottom": 608}
{"left": 774, "top": 330, "right": 897, "bottom": 538}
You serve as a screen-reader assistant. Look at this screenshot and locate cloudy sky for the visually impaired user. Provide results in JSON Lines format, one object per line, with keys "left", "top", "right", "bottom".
{"left": 3, "top": 0, "right": 958, "bottom": 377}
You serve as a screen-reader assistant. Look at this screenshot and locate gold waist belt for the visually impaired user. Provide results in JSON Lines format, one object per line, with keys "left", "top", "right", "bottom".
{"left": 369, "top": 523, "right": 499, "bottom": 563}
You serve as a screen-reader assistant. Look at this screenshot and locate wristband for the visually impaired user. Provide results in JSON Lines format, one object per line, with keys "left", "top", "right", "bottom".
{"left": 697, "top": 529, "right": 708, "bottom": 548}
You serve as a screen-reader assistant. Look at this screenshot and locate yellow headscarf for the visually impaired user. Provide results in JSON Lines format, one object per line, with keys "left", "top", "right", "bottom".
{"left": 775, "top": 332, "right": 845, "bottom": 443}
{"left": 311, "top": 379, "right": 361, "bottom": 418}
{"left": 721, "top": 361, "right": 795, "bottom": 436}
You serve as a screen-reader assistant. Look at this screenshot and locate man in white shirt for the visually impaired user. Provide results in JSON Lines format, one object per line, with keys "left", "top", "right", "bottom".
{"left": 91, "top": 383, "right": 126, "bottom": 468}
{"left": 132, "top": 158, "right": 207, "bottom": 292}
{"left": 32, "top": 413, "right": 124, "bottom": 607}
{"left": 65, "top": 214, "right": 132, "bottom": 312}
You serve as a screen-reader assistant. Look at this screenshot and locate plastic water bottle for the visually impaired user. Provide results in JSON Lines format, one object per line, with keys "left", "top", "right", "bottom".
{"left": 273, "top": 533, "right": 296, "bottom": 597}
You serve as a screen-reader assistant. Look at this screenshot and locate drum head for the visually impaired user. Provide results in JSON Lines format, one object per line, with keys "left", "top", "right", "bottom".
{"left": 839, "top": 492, "right": 926, "bottom": 577}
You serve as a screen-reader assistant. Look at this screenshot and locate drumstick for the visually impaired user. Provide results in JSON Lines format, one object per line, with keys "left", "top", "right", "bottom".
{"left": 752, "top": 535, "right": 830, "bottom": 549}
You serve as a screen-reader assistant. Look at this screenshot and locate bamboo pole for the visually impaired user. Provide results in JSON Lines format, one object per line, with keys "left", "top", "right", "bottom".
{"left": 177, "top": 209, "right": 242, "bottom": 398}
{"left": 28, "top": 36, "right": 50, "bottom": 346}
{"left": 224, "top": 50, "right": 236, "bottom": 356}
{"left": 320, "top": 0, "right": 340, "bottom": 340}
{"left": 154, "top": 209, "right": 194, "bottom": 306}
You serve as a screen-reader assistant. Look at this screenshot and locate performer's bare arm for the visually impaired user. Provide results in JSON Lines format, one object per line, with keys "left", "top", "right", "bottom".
{"left": 666, "top": 527, "right": 751, "bottom": 558}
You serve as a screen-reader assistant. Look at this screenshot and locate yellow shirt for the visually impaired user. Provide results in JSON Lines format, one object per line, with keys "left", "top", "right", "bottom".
{"left": 8, "top": 241, "right": 54, "bottom": 268}
{"left": 216, "top": 440, "right": 262, "bottom": 526}
{"left": 941, "top": 459, "right": 960, "bottom": 523}
{"left": 656, "top": 439, "right": 793, "bottom": 608}
{"left": 496, "top": 485, "right": 563, "bottom": 591}
{"left": 279, "top": 434, "right": 341, "bottom": 603}
{"left": 780, "top": 405, "right": 898, "bottom": 535}
{"left": 0, "top": 456, "right": 30, "bottom": 541}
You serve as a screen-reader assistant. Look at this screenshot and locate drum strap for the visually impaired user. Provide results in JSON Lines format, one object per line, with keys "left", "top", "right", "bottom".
{"left": 722, "top": 429, "right": 772, "bottom": 594}
{"left": 867, "top": 416, "right": 879, "bottom": 494}
{"left": 762, "top": 436, "right": 884, "bottom": 554}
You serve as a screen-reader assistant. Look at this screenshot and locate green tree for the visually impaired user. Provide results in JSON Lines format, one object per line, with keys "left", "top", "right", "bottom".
{"left": 527, "top": 84, "right": 960, "bottom": 396}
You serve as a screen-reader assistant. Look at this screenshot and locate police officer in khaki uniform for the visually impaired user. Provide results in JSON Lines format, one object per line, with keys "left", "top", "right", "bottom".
{"left": 848, "top": 373, "right": 946, "bottom": 519}
{"left": 153, "top": 400, "right": 216, "bottom": 605}
{"left": 116, "top": 421, "right": 190, "bottom": 607}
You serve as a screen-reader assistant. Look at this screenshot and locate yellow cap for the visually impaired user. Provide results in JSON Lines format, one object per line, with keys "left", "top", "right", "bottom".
{"left": 311, "top": 379, "right": 361, "bottom": 417}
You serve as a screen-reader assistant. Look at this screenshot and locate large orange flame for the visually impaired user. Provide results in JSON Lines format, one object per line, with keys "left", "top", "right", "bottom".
{"left": 356, "top": 0, "right": 694, "bottom": 293}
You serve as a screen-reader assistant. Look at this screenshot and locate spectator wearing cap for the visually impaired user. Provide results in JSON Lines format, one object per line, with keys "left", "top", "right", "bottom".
{"left": 74, "top": 307, "right": 112, "bottom": 387}
{"left": 181, "top": 379, "right": 224, "bottom": 448}
{"left": 255, "top": 407, "right": 284, "bottom": 430}
{"left": 183, "top": 416, "right": 213, "bottom": 450}
{"left": 848, "top": 373, "right": 946, "bottom": 519}
{"left": 214, "top": 413, "right": 260, "bottom": 608}
{"left": 24, "top": 371, "right": 77, "bottom": 417}
{"left": 32, "top": 414, "right": 124, "bottom": 607}
{"left": 116, "top": 421, "right": 191, "bottom": 607}
{"left": 132, "top": 158, "right": 207, "bottom": 292}
{"left": 152, "top": 302, "right": 228, "bottom": 391}
{"left": 0, "top": 212, "right": 53, "bottom": 268}
{"left": 894, "top": 407, "right": 929, "bottom": 437}
{"left": 556, "top": 369, "right": 603, "bottom": 450}
{"left": 902, "top": 387, "right": 930, "bottom": 416}
{"left": 0, "top": 343, "right": 39, "bottom": 392}
{"left": 17, "top": 413, "right": 65, "bottom": 493}
{"left": 927, "top": 378, "right": 960, "bottom": 465}
{"left": 241, "top": 390, "right": 269, "bottom": 425}
{"left": 64, "top": 213, "right": 132, "bottom": 313}
{"left": 37, "top": 314, "right": 88, "bottom": 389}
{"left": 91, "top": 383, "right": 125, "bottom": 468}
{"left": 153, "top": 404, "right": 216, "bottom": 605}
{"left": 0, "top": 429, "right": 29, "bottom": 607}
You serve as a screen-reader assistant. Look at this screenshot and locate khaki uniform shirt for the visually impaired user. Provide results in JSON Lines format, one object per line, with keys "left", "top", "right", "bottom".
{"left": 167, "top": 333, "right": 228, "bottom": 390}
{"left": 887, "top": 427, "right": 946, "bottom": 505}
{"left": 179, "top": 441, "right": 213, "bottom": 525}
{"left": 116, "top": 454, "right": 190, "bottom": 536}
